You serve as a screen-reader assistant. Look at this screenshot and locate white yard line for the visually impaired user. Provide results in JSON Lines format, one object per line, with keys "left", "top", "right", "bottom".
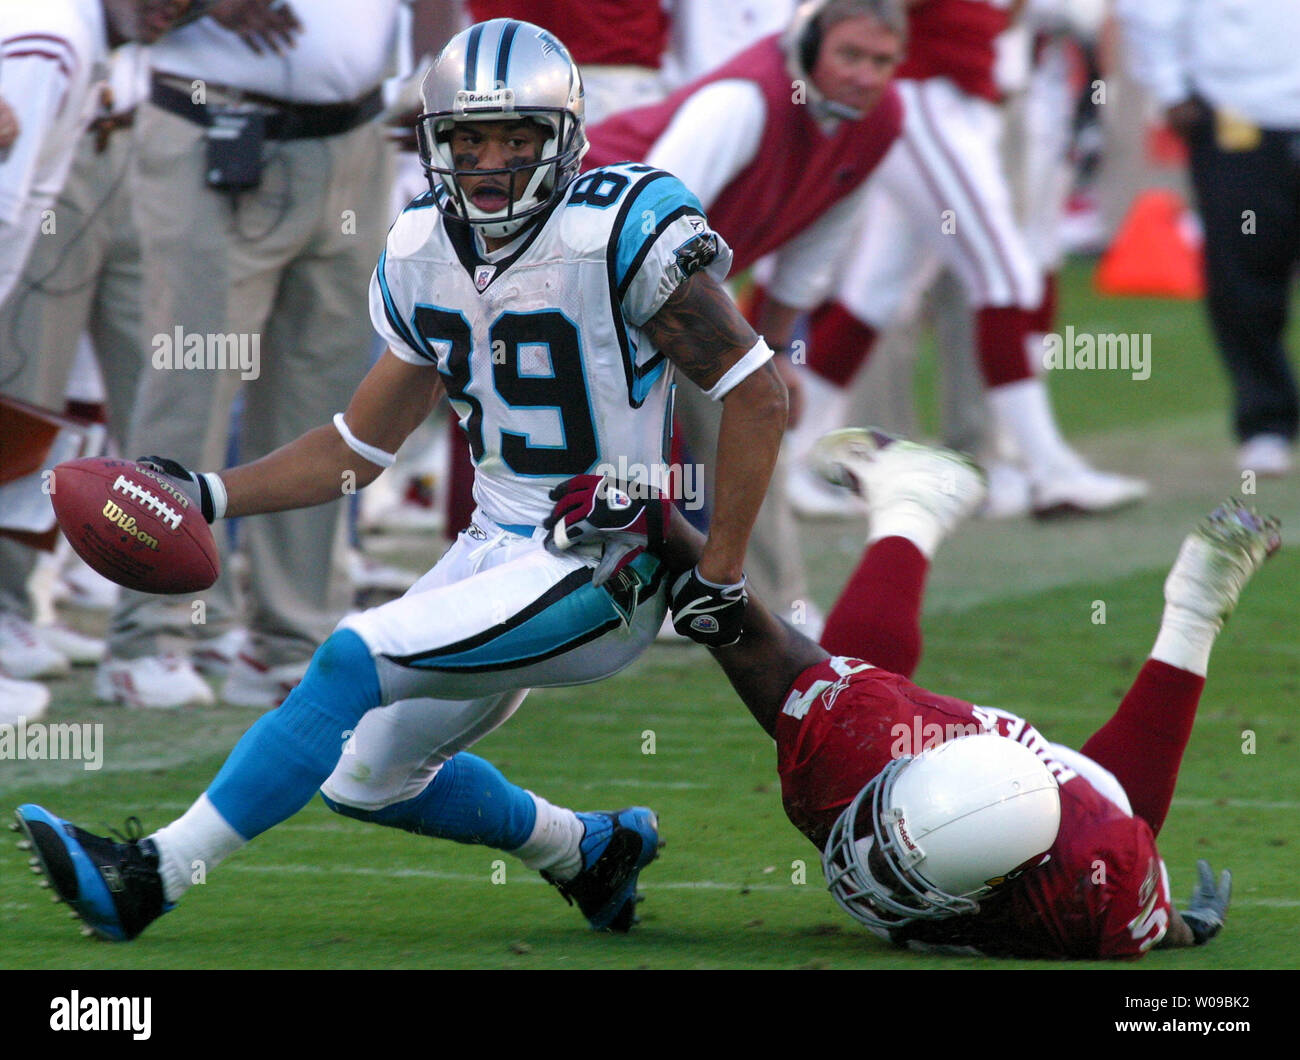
{"left": 218, "top": 862, "right": 1300, "bottom": 907}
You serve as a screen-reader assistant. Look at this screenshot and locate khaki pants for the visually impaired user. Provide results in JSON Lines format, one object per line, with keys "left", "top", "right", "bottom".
{"left": 0, "top": 127, "right": 144, "bottom": 618}
{"left": 109, "top": 101, "right": 393, "bottom": 665}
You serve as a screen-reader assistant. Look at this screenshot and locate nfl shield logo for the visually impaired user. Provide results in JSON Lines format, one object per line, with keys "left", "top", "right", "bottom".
{"left": 474, "top": 265, "right": 495, "bottom": 291}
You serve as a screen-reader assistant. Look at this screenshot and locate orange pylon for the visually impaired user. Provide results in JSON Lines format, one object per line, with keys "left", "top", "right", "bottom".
{"left": 1095, "top": 189, "right": 1205, "bottom": 299}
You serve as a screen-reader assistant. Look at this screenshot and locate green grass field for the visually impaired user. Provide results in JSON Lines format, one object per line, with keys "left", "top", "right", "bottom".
{"left": 3, "top": 259, "right": 1298, "bottom": 972}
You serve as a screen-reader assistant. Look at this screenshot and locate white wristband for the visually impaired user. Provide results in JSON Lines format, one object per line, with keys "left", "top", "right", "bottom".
{"left": 705, "top": 338, "right": 775, "bottom": 401}
{"left": 200, "top": 472, "right": 228, "bottom": 521}
{"left": 333, "top": 412, "right": 397, "bottom": 469}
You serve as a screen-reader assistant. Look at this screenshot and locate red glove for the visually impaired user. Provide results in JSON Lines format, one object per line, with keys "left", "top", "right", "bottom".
{"left": 544, "top": 474, "right": 670, "bottom": 586}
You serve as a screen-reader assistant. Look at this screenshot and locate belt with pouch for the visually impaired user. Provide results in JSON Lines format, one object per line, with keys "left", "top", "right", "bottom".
{"left": 149, "top": 73, "right": 383, "bottom": 140}
{"left": 86, "top": 83, "right": 136, "bottom": 153}
{"left": 86, "top": 109, "right": 136, "bottom": 153}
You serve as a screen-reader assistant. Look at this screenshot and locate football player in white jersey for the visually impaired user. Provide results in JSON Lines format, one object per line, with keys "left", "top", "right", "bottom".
{"left": 14, "top": 19, "right": 788, "bottom": 942}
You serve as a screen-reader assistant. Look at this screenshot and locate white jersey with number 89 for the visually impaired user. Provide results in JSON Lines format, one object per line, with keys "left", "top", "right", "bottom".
{"left": 369, "top": 162, "right": 733, "bottom": 528}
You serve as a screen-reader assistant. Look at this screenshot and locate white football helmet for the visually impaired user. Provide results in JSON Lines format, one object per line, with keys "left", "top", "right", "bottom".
{"left": 782, "top": 0, "right": 908, "bottom": 122}
{"left": 416, "top": 19, "right": 588, "bottom": 240}
{"left": 823, "top": 733, "right": 1061, "bottom": 932}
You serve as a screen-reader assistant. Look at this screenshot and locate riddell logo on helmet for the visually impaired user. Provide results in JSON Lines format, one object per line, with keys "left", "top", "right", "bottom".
{"left": 455, "top": 88, "right": 515, "bottom": 112}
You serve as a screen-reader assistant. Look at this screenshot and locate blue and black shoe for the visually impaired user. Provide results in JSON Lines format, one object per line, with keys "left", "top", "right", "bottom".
{"left": 543, "top": 807, "right": 661, "bottom": 932}
{"left": 13, "top": 804, "right": 172, "bottom": 941}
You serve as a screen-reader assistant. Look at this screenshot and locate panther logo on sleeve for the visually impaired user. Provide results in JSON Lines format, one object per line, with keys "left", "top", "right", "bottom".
{"left": 668, "top": 229, "right": 719, "bottom": 286}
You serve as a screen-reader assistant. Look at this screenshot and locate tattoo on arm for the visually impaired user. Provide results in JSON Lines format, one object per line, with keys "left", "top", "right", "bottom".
{"left": 642, "top": 273, "right": 758, "bottom": 391}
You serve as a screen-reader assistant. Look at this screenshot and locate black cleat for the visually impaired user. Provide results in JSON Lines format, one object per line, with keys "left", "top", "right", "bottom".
{"left": 14, "top": 805, "right": 172, "bottom": 941}
{"left": 543, "top": 807, "right": 661, "bottom": 932}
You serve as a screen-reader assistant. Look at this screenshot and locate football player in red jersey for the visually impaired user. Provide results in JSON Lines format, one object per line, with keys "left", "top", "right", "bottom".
{"left": 546, "top": 431, "right": 1278, "bottom": 957}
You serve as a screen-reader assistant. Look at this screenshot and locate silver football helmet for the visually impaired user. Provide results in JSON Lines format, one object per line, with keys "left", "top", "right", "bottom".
{"left": 416, "top": 19, "right": 588, "bottom": 240}
{"left": 823, "top": 733, "right": 1061, "bottom": 933}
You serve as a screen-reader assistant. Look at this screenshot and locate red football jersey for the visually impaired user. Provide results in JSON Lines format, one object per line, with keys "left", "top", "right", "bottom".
{"left": 895, "top": 0, "right": 1012, "bottom": 102}
{"left": 465, "top": 1, "right": 668, "bottom": 69}
{"left": 776, "top": 658, "right": 1172, "bottom": 959}
{"left": 584, "top": 36, "right": 902, "bottom": 273}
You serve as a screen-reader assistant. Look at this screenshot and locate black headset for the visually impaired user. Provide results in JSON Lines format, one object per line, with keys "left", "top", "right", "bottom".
{"left": 799, "top": 13, "right": 823, "bottom": 75}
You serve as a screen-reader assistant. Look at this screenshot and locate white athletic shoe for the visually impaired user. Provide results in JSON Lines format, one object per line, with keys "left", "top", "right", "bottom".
{"left": 34, "top": 623, "right": 105, "bottom": 666}
{"left": 0, "top": 674, "right": 50, "bottom": 725}
{"left": 0, "top": 614, "right": 71, "bottom": 680}
{"left": 979, "top": 460, "right": 1033, "bottom": 520}
{"left": 191, "top": 628, "right": 249, "bottom": 678}
{"left": 1164, "top": 500, "right": 1281, "bottom": 627}
{"left": 95, "top": 654, "right": 216, "bottom": 709}
{"left": 786, "top": 461, "right": 869, "bottom": 521}
{"left": 812, "top": 429, "right": 988, "bottom": 556}
{"left": 59, "top": 558, "right": 121, "bottom": 611}
{"left": 1237, "top": 434, "right": 1292, "bottom": 478}
{"left": 1029, "top": 454, "right": 1148, "bottom": 518}
{"left": 221, "top": 653, "right": 309, "bottom": 709}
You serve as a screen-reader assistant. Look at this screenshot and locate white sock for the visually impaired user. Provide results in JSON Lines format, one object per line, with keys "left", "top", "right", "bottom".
{"left": 510, "top": 793, "right": 584, "bottom": 881}
{"left": 1150, "top": 603, "right": 1218, "bottom": 677}
{"left": 867, "top": 509, "right": 943, "bottom": 560}
{"left": 151, "top": 794, "right": 247, "bottom": 904}
{"left": 987, "top": 378, "right": 1079, "bottom": 479}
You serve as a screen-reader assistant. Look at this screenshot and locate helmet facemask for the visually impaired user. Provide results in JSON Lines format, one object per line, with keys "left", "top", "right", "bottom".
{"left": 417, "top": 107, "right": 585, "bottom": 241}
{"left": 823, "top": 758, "right": 984, "bottom": 931}
{"left": 416, "top": 19, "right": 589, "bottom": 242}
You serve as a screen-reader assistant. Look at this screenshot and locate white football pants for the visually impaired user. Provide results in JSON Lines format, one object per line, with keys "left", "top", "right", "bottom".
{"left": 321, "top": 514, "right": 667, "bottom": 810}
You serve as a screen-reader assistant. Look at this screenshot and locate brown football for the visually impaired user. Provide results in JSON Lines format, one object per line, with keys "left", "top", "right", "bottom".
{"left": 50, "top": 457, "right": 219, "bottom": 594}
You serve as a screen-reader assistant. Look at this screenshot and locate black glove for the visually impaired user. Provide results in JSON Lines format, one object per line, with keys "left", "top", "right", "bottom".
{"left": 544, "top": 474, "right": 669, "bottom": 587}
{"left": 670, "top": 565, "right": 747, "bottom": 647}
{"left": 136, "top": 455, "right": 219, "bottom": 523}
{"left": 1179, "top": 859, "right": 1232, "bottom": 945}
